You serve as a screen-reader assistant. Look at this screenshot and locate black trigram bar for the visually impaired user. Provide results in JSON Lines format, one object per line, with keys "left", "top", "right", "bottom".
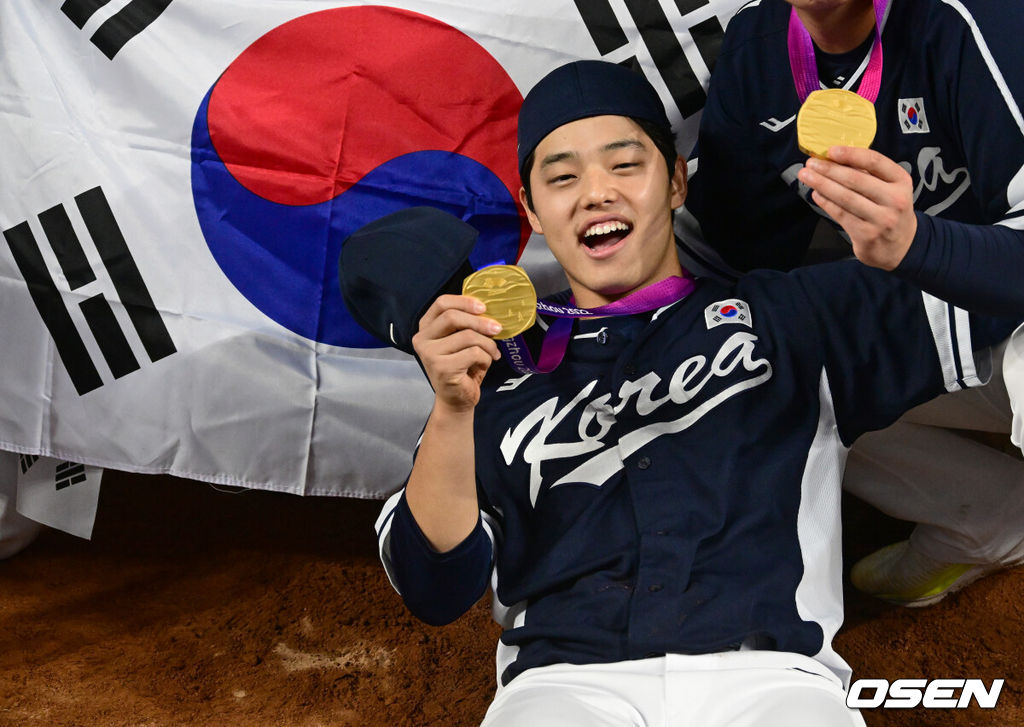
{"left": 623, "top": 0, "right": 706, "bottom": 117}
{"left": 39, "top": 203, "right": 97, "bottom": 290}
{"left": 690, "top": 16, "right": 725, "bottom": 75}
{"left": 3, "top": 222, "right": 104, "bottom": 395}
{"left": 80, "top": 294, "right": 142, "bottom": 379}
{"left": 61, "top": 0, "right": 174, "bottom": 60}
{"left": 56, "top": 461, "right": 87, "bottom": 490}
{"left": 60, "top": 0, "right": 112, "bottom": 29}
{"left": 672, "top": 0, "right": 725, "bottom": 74}
{"left": 674, "top": 0, "right": 710, "bottom": 14}
{"left": 19, "top": 454, "right": 40, "bottom": 475}
{"left": 574, "top": 0, "right": 629, "bottom": 55}
{"left": 74, "top": 187, "right": 176, "bottom": 363}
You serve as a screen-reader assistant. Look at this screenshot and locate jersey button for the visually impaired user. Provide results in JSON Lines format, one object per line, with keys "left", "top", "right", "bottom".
{"left": 596, "top": 329, "right": 608, "bottom": 344}
{"left": 648, "top": 584, "right": 663, "bottom": 592}
{"left": 624, "top": 363, "right": 637, "bottom": 377}
{"left": 637, "top": 456, "right": 651, "bottom": 470}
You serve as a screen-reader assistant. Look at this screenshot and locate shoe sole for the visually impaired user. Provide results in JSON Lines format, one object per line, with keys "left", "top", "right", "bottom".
{"left": 878, "top": 556, "right": 1024, "bottom": 608}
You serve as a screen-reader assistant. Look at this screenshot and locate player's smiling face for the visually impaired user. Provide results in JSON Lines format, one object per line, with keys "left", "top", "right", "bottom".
{"left": 520, "top": 115, "right": 685, "bottom": 309}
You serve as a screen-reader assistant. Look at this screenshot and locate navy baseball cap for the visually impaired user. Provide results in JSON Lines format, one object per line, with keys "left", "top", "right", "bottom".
{"left": 339, "top": 207, "right": 478, "bottom": 355}
{"left": 517, "top": 60, "right": 672, "bottom": 182}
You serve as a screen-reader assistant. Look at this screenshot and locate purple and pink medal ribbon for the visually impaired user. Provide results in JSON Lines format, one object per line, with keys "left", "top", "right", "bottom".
{"left": 787, "top": 0, "right": 888, "bottom": 103}
{"left": 497, "top": 273, "right": 697, "bottom": 375}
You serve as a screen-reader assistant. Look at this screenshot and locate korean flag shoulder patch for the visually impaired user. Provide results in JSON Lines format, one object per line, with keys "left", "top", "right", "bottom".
{"left": 898, "top": 97, "right": 930, "bottom": 134}
{"left": 705, "top": 299, "right": 752, "bottom": 329}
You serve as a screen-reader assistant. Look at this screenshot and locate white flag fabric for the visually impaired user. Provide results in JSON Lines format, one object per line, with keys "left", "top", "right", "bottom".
{"left": 0, "top": 0, "right": 747, "bottom": 498}
{"left": 16, "top": 454, "right": 104, "bottom": 540}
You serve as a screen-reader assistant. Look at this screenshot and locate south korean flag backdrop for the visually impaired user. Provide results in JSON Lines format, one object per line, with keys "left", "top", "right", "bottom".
{"left": 0, "top": 0, "right": 746, "bottom": 497}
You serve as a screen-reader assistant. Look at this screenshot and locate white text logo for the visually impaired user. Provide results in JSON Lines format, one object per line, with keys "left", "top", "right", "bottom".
{"left": 783, "top": 146, "right": 970, "bottom": 220}
{"left": 846, "top": 678, "right": 1004, "bottom": 709}
{"left": 759, "top": 115, "right": 796, "bottom": 133}
{"left": 500, "top": 331, "right": 773, "bottom": 506}
{"left": 902, "top": 147, "right": 970, "bottom": 216}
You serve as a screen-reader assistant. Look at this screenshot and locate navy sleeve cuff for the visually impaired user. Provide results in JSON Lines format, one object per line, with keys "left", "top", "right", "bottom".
{"left": 893, "top": 211, "right": 932, "bottom": 278}
{"left": 386, "top": 492, "right": 493, "bottom": 626}
{"left": 895, "top": 212, "right": 1024, "bottom": 317}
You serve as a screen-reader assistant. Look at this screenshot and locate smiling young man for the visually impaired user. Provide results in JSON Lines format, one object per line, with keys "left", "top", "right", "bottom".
{"left": 521, "top": 114, "right": 684, "bottom": 309}
{"left": 372, "top": 60, "right": 1016, "bottom": 725}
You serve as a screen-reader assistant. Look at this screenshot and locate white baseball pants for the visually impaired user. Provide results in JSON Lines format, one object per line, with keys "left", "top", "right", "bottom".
{"left": 844, "top": 334, "right": 1024, "bottom": 564}
{"left": 480, "top": 651, "right": 865, "bottom": 727}
{"left": 1005, "top": 324, "right": 1024, "bottom": 457}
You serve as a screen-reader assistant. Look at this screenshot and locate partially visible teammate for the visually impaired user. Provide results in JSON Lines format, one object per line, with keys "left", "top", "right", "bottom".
{"left": 372, "top": 60, "right": 1017, "bottom": 725}
{"left": 682, "top": 0, "right": 1024, "bottom": 606}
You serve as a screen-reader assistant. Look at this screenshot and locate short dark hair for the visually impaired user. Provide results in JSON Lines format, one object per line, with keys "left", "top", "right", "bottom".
{"left": 520, "top": 117, "right": 678, "bottom": 211}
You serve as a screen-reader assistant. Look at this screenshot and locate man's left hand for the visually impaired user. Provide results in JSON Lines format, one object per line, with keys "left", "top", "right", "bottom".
{"left": 797, "top": 146, "right": 917, "bottom": 270}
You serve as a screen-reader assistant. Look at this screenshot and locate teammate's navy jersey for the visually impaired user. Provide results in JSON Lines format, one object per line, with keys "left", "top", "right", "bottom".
{"left": 682, "top": 0, "right": 1024, "bottom": 313}
{"left": 376, "top": 260, "right": 1016, "bottom": 688}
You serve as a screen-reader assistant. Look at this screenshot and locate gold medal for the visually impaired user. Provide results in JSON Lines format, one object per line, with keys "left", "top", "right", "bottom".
{"left": 462, "top": 264, "right": 537, "bottom": 339}
{"left": 796, "top": 88, "right": 877, "bottom": 159}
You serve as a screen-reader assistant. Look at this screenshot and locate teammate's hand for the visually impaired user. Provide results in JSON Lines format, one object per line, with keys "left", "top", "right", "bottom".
{"left": 797, "top": 146, "right": 918, "bottom": 270}
{"left": 412, "top": 294, "right": 502, "bottom": 414}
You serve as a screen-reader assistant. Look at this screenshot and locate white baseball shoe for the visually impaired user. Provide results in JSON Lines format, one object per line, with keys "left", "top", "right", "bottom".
{"left": 850, "top": 540, "right": 1024, "bottom": 607}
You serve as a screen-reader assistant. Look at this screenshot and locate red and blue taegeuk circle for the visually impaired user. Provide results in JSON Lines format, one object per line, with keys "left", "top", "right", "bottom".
{"left": 191, "top": 6, "right": 529, "bottom": 347}
{"left": 719, "top": 305, "right": 738, "bottom": 317}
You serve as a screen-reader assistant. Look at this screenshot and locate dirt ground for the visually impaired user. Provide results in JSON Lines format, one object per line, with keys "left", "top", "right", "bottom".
{"left": 0, "top": 468, "right": 1021, "bottom": 727}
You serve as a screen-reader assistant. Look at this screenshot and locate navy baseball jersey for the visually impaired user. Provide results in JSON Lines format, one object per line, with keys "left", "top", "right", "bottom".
{"left": 682, "top": 0, "right": 1024, "bottom": 314}
{"left": 376, "top": 259, "right": 1016, "bottom": 688}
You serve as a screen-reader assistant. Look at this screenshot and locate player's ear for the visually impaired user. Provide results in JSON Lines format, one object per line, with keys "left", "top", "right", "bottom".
{"left": 520, "top": 187, "right": 544, "bottom": 234}
{"left": 669, "top": 156, "right": 687, "bottom": 210}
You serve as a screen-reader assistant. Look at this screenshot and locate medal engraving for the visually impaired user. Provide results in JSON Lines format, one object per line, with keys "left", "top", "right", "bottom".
{"left": 462, "top": 265, "right": 537, "bottom": 339}
{"left": 797, "top": 88, "right": 877, "bottom": 159}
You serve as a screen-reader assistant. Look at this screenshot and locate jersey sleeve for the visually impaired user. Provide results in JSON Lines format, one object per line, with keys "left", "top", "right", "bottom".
{"left": 895, "top": 212, "right": 1024, "bottom": 316}
{"left": 786, "top": 261, "right": 1019, "bottom": 445}
{"left": 888, "top": 3, "right": 1024, "bottom": 314}
{"left": 944, "top": 3, "right": 1024, "bottom": 230}
{"left": 375, "top": 487, "right": 497, "bottom": 626}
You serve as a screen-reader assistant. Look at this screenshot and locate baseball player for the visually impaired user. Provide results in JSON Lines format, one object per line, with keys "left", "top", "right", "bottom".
{"left": 370, "top": 61, "right": 1017, "bottom": 725}
{"left": 680, "top": 0, "right": 1024, "bottom": 606}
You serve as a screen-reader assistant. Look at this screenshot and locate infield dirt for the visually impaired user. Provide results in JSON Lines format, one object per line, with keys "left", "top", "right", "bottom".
{"left": 0, "top": 468, "right": 1021, "bottom": 726}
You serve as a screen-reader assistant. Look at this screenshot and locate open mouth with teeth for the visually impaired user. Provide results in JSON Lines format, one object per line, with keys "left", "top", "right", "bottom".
{"left": 581, "top": 220, "right": 632, "bottom": 254}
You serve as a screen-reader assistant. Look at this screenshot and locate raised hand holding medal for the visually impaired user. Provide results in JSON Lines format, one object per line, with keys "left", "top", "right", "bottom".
{"left": 790, "top": 0, "right": 917, "bottom": 270}
{"left": 338, "top": 205, "right": 695, "bottom": 380}
{"left": 462, "top": 264, "right": 697, "bottom": 375}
